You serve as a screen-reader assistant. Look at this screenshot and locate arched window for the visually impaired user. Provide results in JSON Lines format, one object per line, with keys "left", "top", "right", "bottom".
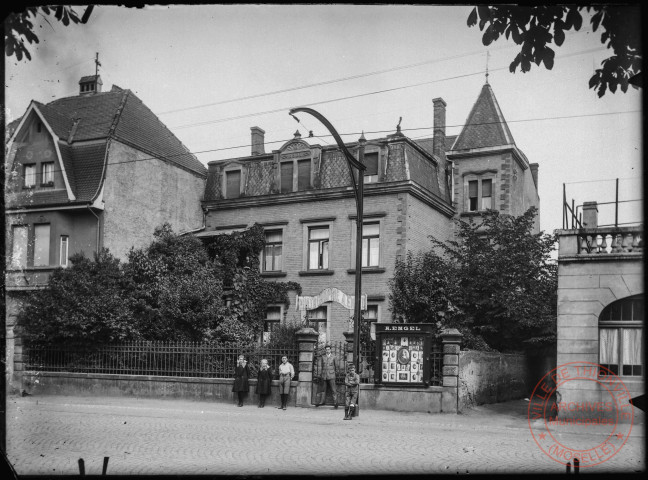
{"left": 599, "top": 294, "right": 643, "bottom": 377}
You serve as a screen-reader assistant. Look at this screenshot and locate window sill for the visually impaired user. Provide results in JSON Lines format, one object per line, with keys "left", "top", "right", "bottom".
{"left": 40, "top": 182, "right": 55, "bottom": 188}
{"left": 22, "top": 186, "right": 35, "bottom": 190}
{"left": 347, "top": 268, "right": 386, "bottom": 274}
{"left": 260, "top": 271, "right": 287, "bottom": 278}
{"left": 298, "top": 269, "right": 335, "bottom": 276}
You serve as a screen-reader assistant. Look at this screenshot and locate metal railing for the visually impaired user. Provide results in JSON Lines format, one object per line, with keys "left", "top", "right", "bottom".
{"left": 26, "top": 341, "right": 299, "bottom": 380}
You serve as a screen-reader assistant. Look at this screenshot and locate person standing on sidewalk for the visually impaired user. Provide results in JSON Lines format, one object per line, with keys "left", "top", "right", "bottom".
{"left": 315, "top": 344, "right": 339, "bottom": 408}
{"left": 343, "top": 364, "right": 360, "bottom": 420}
{"left": 256, "top": 359, "right": 272, "bottom": 408}
{"left": 232, "top": 355, "right": 250, "bottom": 407}
{"left": 277, "top": 355, "right": 294, "bottom": 410}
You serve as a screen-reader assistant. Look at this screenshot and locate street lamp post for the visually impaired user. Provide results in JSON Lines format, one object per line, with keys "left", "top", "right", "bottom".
{"left": 289, "top": 107, "right": 365, "bottom": 373}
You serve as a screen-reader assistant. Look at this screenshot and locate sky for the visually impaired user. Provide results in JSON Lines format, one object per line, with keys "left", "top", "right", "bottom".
{"left": 4, "top": 4, "right": 643, "bottom": 235}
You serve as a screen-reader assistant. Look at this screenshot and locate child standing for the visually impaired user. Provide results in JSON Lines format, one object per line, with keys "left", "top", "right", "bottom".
{"left": 232, "top": 355, "right": 250, "bottom": 407}
{"left": 343, "top": 364, "right": 360, "bottom": 420}
{"left": 256, "top": 359, "right": 272, "bottom": 408}
{"left": 277, "top": 355, "right": 295, "bottom": 410}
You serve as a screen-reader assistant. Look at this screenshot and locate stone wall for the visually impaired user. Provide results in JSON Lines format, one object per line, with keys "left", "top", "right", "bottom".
{"left": 22, "top": 371, "right": 297, "bottom": 407}
{"left": 458, "top": 350, "right": 530, "bottom": 411}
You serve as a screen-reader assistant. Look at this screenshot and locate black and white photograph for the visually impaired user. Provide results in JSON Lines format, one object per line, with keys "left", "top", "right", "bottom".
{"left": 3, "top": 3, "right": 643, "bottom": 476}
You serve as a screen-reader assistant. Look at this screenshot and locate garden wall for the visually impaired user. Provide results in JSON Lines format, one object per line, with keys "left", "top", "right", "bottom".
{"left": 458, "top": 350, "right": 530, "bottom": 411}
{"left": 22, "top": 372, "right": 297, "bottom": 407}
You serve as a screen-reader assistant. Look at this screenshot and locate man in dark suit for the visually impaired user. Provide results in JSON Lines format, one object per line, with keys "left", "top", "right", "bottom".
{"left": 315, "top": 344, "right": 339, "bottom": 408}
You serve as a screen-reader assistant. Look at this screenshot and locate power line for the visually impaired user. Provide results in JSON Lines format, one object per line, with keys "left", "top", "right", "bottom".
{"left": 157, "top": 44, "right": 523, "bottom": 116}
{"left": 7, "top": 109, "right": 640, "bottom": 178}
{"left": 170, "top": 46, "right": 608, "bottom": 131}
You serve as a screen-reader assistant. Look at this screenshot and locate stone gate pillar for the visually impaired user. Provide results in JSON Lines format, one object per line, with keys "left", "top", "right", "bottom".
{"left": 295, "top": 327, "right": 319, "bottom": 407}
{"left": 441, "top": 328, "right": 463, "bottom": 413}
{"left": 343, "top": 331, "right": 354, "bottom": 367}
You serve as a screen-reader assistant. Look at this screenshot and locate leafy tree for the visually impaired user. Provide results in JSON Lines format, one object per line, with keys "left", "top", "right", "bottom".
{"left": 468, "top": 5, "right": 642, "bottom": 97}
{"left": 124, "top": 224, "right": 226, "bottom": 341}
{"left": 5, "top": 6, "right": 94, "bottom": 61}
{"left": 390, "top": 250, "right": 460, "bottom": 337}
{"left": 389, "top": 207, "right": 557, "bottom": 353}
{"left": 20, "top": 249, "right": 135, "bottom": 346}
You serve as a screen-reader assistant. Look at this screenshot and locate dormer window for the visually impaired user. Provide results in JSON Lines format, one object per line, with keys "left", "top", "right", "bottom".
{"left": 225, "top": 170, "right": 241, "bottom": 198}
{"left": 280, "top": 157, "right": 312, "bottom": 193}
{"left": 364, "top": 152, "right": 379, "bottom": 183}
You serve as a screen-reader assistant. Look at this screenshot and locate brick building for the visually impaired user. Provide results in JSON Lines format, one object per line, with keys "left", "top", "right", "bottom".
{"left": 199, "top": 82, "right": 540, "bottom": 344}
{"left": 5, "top": 75, "right": 207, "bottom": 386}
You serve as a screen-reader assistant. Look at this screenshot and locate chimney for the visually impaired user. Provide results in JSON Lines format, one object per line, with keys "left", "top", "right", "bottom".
{"left": 530, "top": 163, "right": 539, "bottom": 189}
{"left": 432, "top": 98, "right": 446, "bottom": 158}
{"left": 582, "top": 201, "right": 598, "bottom": 228}
{"left": 251, "top": 126, "right": 265, "bottom": 155}
{"left": 79, "top": 75, "right": 103, "bottom": 95}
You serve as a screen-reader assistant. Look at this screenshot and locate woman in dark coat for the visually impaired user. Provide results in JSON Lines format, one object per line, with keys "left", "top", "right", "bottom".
{"left": 255, "top": 358, "right": 272, "bottom": 408}
{"left": 232, "top": 355, "right": 250, "bottom": 407}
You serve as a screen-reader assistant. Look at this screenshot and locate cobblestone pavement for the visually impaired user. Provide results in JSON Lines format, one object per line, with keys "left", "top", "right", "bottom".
{"left": 5, "top": 394, "right": 645, "bottom": 476}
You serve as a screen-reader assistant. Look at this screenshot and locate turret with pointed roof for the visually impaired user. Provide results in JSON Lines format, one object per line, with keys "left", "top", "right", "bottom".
{"left": 447, "top": 82, "right": 540, "bottom": 232}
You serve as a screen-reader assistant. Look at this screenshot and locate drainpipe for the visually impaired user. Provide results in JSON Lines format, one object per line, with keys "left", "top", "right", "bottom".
{"left": 86, "top": 205, "right": 101, "bottom": 255}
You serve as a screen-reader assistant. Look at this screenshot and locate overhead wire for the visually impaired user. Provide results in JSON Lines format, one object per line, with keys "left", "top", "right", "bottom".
{"left": 8, "top": 109, "right": 641, "bottom": 178}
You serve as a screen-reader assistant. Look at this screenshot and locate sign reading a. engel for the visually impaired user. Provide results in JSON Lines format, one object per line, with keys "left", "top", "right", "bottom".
{"left": 375, "top": 323, "right": 434, "bottom": 386}
{"left": 375, "top": 324, "right": 434, "bottom": 333}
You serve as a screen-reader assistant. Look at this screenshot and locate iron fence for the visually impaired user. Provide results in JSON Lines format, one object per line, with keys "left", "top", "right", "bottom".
{"left": 26, "top": 341, "right": 299, "bottom": 380}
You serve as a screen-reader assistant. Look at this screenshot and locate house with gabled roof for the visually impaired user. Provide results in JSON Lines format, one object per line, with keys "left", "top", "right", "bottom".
{"left": 5, "top": 75, "right": 207, "bottom": 386}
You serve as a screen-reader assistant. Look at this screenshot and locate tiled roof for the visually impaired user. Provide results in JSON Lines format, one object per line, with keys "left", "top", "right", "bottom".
{"left": 8, "top": 86, "right": 208, "bottom": 209}
{"left": 451, "top": 83, "right": 515, "bottom": 151}
{"left": 113, "top": 91, "right": 206, "bottom": 175}
{"left": 45, "top": 89, "right": 206, "bottom": 175}
{"left": 445, "top": 135, "right": 457, "bottom": 151}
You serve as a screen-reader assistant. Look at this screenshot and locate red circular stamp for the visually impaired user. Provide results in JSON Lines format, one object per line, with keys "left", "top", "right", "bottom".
{"left": 528, "top": 362, "right": 634, "bottom": 468}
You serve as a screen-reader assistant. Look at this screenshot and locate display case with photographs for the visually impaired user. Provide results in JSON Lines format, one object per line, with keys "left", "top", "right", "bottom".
{"left": 375, "top": 323, "right": 434, "bottom": 387}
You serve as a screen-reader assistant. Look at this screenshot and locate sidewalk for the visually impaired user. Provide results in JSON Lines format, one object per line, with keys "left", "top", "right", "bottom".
{"left": 5, "top": 394, "right": 645, "bottom": 475}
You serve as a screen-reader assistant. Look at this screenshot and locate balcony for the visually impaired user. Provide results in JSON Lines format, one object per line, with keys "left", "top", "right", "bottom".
{"left": 557, "top": 226, "right": 643, "bottom": 261}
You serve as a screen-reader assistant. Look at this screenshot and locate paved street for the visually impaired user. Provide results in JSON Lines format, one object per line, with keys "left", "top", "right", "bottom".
{"left": 5, "top": 394, "right": 645, "bottom": 476}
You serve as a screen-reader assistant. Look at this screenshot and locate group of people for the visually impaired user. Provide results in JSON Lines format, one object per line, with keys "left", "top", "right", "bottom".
{"left": 232, "top": 355, "right": 294, "bottom": 410}
{"left": 231, "top": 345, "right": 361, "bottom": 420}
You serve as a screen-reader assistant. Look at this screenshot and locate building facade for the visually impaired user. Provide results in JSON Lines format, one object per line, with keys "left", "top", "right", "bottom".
{"left": 556, "top": 202, "right": 643, "bottom": 419}
{"left": 5, "top": 75, "right": 207, "bottom": 387}
{"left": 200, "top": 83, "right": 540, "bottom": 344}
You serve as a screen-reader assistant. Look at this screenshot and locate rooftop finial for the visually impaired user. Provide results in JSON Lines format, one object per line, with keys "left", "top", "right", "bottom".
{"left": 396, "top": 116, "right": 402, "bottom": 134}
{"left": 95, "top": 52, "right": 101, "bottom": 77}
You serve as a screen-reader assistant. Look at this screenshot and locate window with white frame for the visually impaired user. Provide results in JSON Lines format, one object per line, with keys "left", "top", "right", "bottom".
{"left": 225, "top": 170, "right": 241, "bottom": 198}
{"left": 42, "top": 162, "right": 54, "bottom": 184}
{"left": 307, "top": 306, "right": 328, "bottom": 333}
{"left": 280, "top": 158, "right": 312, "bottom": 193}
{"left": 24, "top": 164, "right": 36, "bottom": 187}
{"left": 467, "top": 177, "right": 494, "bottom": 212}
{"left": 263, "top": 229, "right": 283, "bottom": 272}
{"left": 599, "top": 294, "right": 643, "bottom": 377}
{"left": 363, "top": 151, "right": 379, "bottom": 183}
{"left": 308, "top": 226, "right": 329, "bottom": 270}
{"left": 60, "top": 235, "right": 69, "bottom": 267}
{"left": 362, "top": 222, "right": 380, "bottom": 267}
{"left": 365, "top": 304, "right": 379, "bottom": 323}
{"left": 33, "top": 224, "right": 51, "bottom": 266}
{"left": 263, "top": 305, "right": 283, "bottom": 343}
{"left": 11, "top": 225, "right": 28, "bottom": 268}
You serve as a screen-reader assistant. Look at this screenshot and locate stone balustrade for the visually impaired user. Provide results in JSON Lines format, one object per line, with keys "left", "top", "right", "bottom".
{"left": 577, "top": 228, "right": 642, "bottom": 255}
{"left": 557, "top": 226, "right": 642, "bottom": 258}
